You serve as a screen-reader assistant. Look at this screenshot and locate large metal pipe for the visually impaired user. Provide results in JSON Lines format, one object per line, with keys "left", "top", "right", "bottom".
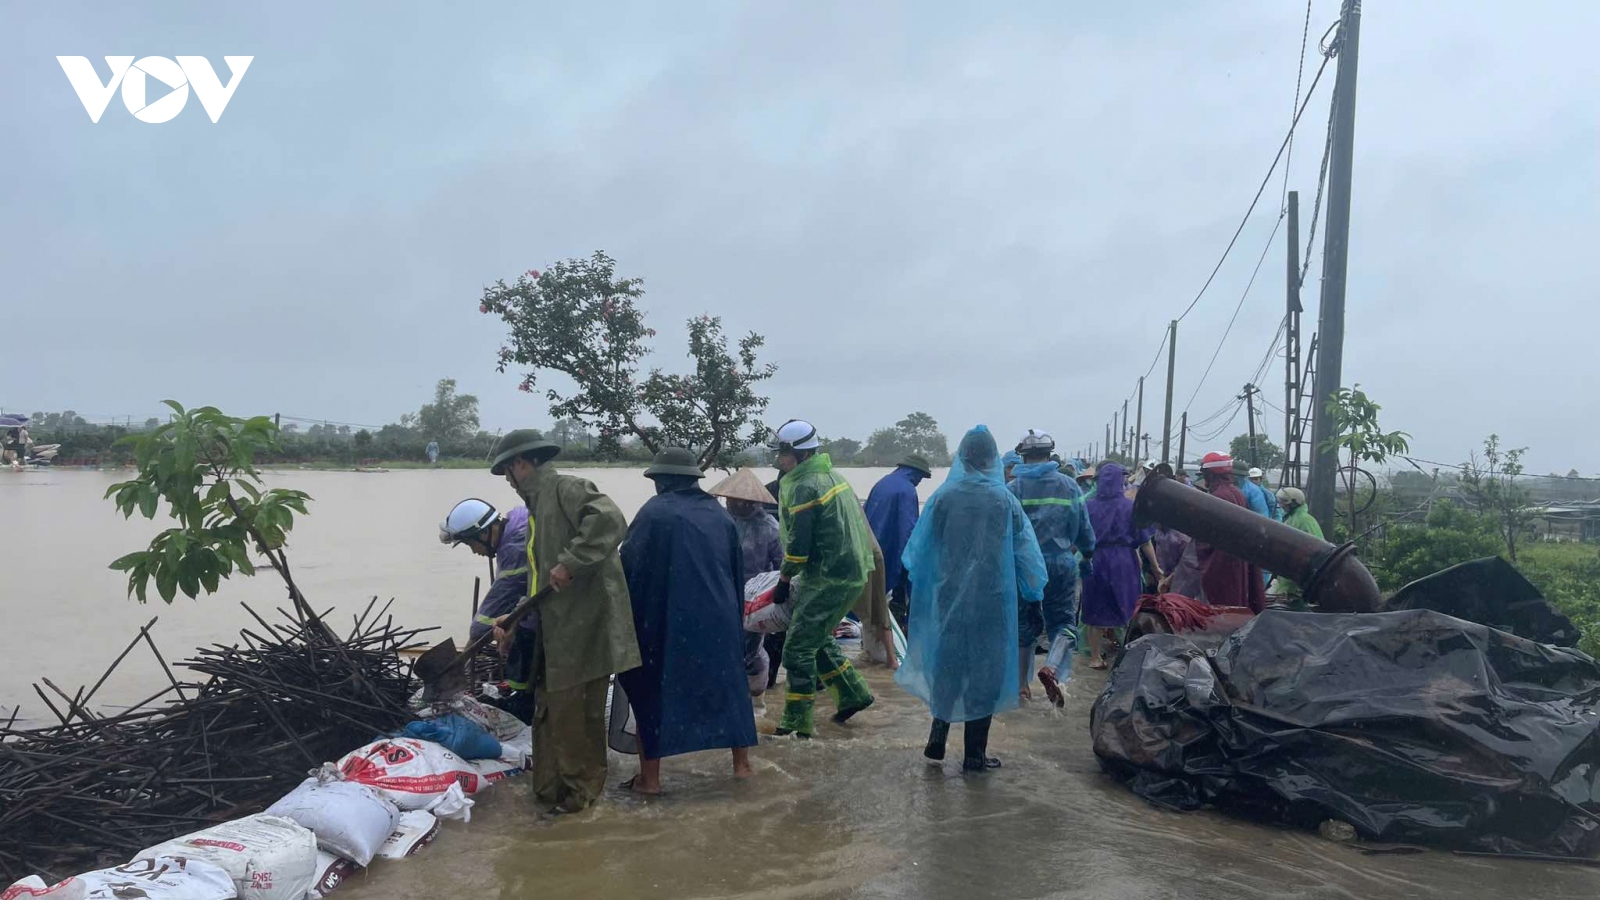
{"left": 1133, "top": 473, "right": 1381, "bottom": 613}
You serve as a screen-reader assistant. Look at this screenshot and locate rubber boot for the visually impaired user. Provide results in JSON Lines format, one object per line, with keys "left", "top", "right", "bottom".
{"left": 962, "top": 716, "right": 999, "bottom": 772}
{"left": 924, "top": 719, "right": 950, "bottom": 761}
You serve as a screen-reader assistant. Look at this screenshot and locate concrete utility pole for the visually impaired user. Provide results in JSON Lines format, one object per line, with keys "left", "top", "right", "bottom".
{"left": 1161, "top": 320, "right": 1178, "bottom": 464}
{"left": 1242, "top": 384, "right": 1259, "bottom": 467}
{"left": 1133, "top": 377, "right": 1145, "bottom": 469}
{"left": 1177, "top": 411, "right": 1188, "bottom": 474}
{"left": 1283, "top": 190, "right": 1302, "bottom": 487}
{"left": 1105, "top": 424, "right": 1111, "bottom": 460}
{"left": 1121, "top": 399, "right": 1129, "bottom": 457}
{"left": 1308, "top": 0, "right": 1363, "bottom": 537}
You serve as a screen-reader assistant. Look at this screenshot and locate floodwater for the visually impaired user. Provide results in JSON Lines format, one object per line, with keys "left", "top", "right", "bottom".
{"left": 0, "top": 466, "right": 932, "bottom": 722}
{"left": 6, "top": 468, "right": 1600, "bottom": 899}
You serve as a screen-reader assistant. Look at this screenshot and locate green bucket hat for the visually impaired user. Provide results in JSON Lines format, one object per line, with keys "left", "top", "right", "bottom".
{"left": 898, "top": 453, "right": 933, "bottom": 477}
{"left": 644, "top": 447, "right": 704, "bottom": 479}
{"left": 489, "top": 429, "right": 561, "bottom": 475}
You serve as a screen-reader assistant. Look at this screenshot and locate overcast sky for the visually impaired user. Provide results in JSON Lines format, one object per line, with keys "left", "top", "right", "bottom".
{"left": 3, "top": 2, "right": 1595, "bottom": 473}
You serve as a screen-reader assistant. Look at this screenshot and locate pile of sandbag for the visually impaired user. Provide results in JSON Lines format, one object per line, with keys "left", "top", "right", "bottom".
{"left": 7, "top": 692, "right": 537, "bottom": 900}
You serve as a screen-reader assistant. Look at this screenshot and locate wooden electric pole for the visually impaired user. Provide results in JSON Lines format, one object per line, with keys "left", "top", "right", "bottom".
{"left": 1308, "top": 0, "right": 1363, "bottom": 537}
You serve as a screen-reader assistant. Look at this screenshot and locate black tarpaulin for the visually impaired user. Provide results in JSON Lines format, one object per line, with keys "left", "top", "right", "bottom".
{"left": 1091, "top": 609, "right": 1600, "bottom": 856}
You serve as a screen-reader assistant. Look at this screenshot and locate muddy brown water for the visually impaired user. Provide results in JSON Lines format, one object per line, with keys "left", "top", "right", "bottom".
{"left": 5, "top": 468, "right": 1599, "bottom": 898}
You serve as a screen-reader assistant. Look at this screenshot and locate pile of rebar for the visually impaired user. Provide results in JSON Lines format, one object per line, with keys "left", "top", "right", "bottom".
{"left": 0, "top": 599, "right": 435, "bottom": 884}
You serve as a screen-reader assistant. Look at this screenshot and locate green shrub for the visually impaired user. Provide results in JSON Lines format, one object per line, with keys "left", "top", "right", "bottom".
{"left": 1372, "top": 501, "right": 1504, "bottom": 590}
{"left": 1517, "top": 543, "right": 1600, "bottom": 657}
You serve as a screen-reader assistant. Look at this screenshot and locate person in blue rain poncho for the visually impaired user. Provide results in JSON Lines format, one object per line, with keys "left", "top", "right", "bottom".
{"left": 896, "top": 426, "right": 1048, "bottom": 773}
{"left": 864, "top": 453, "right": 932, "bottom": 631}
{"left": 1002, "top": 449, "right": 1022, "bottom": 483}
{"left": 1007, "top": 430, "right": 1096, "bottom": 708}
{"left": 618, "top": 449, "right": 757, "bottom": 795}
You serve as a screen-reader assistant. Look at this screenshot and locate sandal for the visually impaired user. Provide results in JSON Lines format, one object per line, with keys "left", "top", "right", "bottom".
{"left": 620, "top": 776, "right": 661, "bottom": 796}
{"left": 1037, "top": 669, "right": 1066, "bottom": 708}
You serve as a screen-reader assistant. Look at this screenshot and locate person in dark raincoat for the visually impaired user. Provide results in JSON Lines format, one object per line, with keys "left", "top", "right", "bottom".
{"left": 864, "top": 453, "right": 931, "bottom": 632}
{"left": 896, "top": 426, "right": 1046, "bottom": 772}
{"left": 1079, "top": 463, "right": 1164, "bottom": 668}
{"left": 618, "top": 449, "right": 758, "bottom": 794}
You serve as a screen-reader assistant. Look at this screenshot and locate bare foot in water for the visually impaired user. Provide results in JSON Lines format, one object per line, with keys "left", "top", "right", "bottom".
{"left": 732, "top": 747, "right": 755, "bottom": 779}
{"left": 626, "top": 758, "right": 663, "bottom": 795}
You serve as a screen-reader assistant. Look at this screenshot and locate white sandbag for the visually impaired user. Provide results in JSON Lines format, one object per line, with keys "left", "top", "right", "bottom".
{"left": 3, "top": 876, "right": 86, "bottom": 900}
{"left": 373, "top": 811, "right": 440, "bottom": 861}
{"left": 265, "top": 775, "right": 399, "bottom": 867}
{"left": 742, "top": 571, "right": 789, "bottom": 633}
{"left": 336, "top": 739, "right": 484, "bottom": 814}
{"left": 25, "top": 855, "right": 239, "bottom": 900}
{"left": 468, "top": 756, "right": 527, "bottom": 787}
{"left": 304, "top": 851, "right": 357, "bottom": 900}
{"left": 142, "top": 814, "right": 316, "bottom": 900}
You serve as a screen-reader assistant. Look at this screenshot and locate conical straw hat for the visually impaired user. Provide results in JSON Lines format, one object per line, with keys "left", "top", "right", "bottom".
{"left": 708, "top": 468, "right": 776, "bottom": 505}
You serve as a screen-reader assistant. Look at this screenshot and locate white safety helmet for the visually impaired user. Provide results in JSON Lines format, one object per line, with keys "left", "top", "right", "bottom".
{"left": 440, "top": 498, "right": 497, "bottom": 545}
{"left": 1248, "top": 467, "right": 1265, "bottom": 479}
{"left": 1016, "top": 429, "right": 1055, "bottom": 455}
{"left": 770, "top": 419, "right": 821, "bottom": 451}
{"left": 1276, "top": 486, "right": 1306, "bottom": 508}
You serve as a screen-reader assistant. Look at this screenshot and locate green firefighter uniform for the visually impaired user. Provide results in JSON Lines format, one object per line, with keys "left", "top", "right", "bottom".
{"left": 777, "top": 452, "right": 875, "bottom": 735}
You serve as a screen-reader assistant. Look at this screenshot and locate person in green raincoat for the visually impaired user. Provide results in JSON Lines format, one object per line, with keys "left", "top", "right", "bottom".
{"left": 1272, "top": 486, "right": 1324, "bottom": 602}
{"left": 490, "top": 430, "right": 641, "bottom": 814}
{"left": 768, "top": 419, "right": 875, "bottom": 737}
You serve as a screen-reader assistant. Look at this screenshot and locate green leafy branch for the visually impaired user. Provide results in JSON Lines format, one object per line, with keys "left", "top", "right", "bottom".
{"left": 106, "top": 402, "right": 315, "bottom": 611}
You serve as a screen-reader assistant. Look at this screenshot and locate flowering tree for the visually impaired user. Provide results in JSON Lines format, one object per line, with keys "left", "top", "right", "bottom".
{"left": 479, "top": 251, "right": 775, "bottom": 469}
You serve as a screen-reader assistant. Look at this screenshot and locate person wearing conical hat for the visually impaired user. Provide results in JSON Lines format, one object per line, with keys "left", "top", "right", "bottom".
{"left": 617, "top": 449, "right": 758, "bottom": 795}
{"left": 709, "top": 468, "right": 783, "bottom": 696}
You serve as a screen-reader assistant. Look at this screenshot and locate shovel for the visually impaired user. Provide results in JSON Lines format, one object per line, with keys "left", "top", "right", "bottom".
{"left": 415, "top": 584, "right": 555, "bottom": 701}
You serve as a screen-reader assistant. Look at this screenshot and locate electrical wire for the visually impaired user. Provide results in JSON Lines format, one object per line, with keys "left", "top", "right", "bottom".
{"left": 1182, "top": 211, "right": 1285, "bottom": 413}
{"left": 1174, "top": 50, "right": 1333, "bottom": 325}
{"left": 1280, "top": 0, "right": 1316, "bottom": 211}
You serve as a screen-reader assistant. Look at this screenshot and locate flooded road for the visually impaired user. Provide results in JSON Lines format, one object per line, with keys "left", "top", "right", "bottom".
{"left": 5, "top": 467, "right": 1599, "bottom": 898}
{"left": 335, "top": 667, "right": 1600, "bottom": 900}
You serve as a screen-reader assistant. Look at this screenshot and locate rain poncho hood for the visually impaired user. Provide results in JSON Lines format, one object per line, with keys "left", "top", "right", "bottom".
{"left": 864, "top": 466, "right": 922, "bottom": 589}
{"left": 1008, "top": 460, "right": 1096, "bottom": 565}
{"left": 896, "top": 427, "right": 1048, "bottom": 722}
{"left": 778, "top": 452, "right": 873, "bottom": 597}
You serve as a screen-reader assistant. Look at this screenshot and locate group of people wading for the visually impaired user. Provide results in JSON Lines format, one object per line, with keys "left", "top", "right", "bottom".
{"left": 436, "top": 419, "right": 1303, "bottom": 812}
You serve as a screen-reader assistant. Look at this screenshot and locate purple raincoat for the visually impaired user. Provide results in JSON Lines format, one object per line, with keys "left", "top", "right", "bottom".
{"left": 1080, "top": 464, "right": 1153, "bottom": 627}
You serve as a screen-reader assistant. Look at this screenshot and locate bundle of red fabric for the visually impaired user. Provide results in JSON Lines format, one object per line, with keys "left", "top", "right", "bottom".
{"left": 1136, "top": 593, "right": 1252, "bottom": 634}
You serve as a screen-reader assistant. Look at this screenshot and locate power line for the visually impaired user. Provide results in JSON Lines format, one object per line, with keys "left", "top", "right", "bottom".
{"left": 1182, "top": 211, "right": 1285, "bottom": 413}
{"left": 1174, "top": 49, "right": 1333, "bottom": 325}
{"left": 1280, "top": 0, "right": 1316, "bottom": 211}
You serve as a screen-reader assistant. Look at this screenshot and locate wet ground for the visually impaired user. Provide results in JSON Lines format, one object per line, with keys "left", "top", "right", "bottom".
{"left": 338, "top": 663, "right": 1600, "bottom": 900}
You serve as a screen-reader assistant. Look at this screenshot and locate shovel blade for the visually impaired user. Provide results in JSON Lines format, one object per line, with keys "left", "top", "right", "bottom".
{"left": 415, "top": 637, "right": 470, "bottom": 701}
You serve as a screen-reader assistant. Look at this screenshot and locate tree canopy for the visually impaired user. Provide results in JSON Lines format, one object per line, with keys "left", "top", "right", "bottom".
{"left": 479, "top": 251, "right": 775, "bottom": 469}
